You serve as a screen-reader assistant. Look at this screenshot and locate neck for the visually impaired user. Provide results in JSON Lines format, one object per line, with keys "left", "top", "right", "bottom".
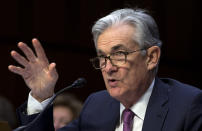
{"left": 121, "top": 74, "right": 155, "bottom": 109}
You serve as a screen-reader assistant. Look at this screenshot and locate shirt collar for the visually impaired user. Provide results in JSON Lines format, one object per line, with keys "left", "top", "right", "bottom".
{"left": 120, "top": 78, "right": 155, "bottom": 121}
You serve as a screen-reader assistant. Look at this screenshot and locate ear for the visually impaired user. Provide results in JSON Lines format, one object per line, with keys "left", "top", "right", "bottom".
{"left": 146, "top": 46, "right": 161, "bottom": 70}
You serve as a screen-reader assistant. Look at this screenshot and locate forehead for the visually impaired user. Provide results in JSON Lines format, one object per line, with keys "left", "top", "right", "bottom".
{"left": 97, "top": 24, "right": 138, "bottom": 54}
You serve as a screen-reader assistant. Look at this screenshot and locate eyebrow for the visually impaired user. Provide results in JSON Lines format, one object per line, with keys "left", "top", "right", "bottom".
{"left": 111, "top": 44, "right": 128, "bottom": 52}
{"left": 96, "top": 44, "right": 129, "bottom": 56}
{"left": 97, "top": 49, "right": 106, "bottom": 56}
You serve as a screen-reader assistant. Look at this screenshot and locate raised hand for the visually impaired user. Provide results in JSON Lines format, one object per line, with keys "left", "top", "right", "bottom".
{"left": 8, "top": 38, "right": 58, "bottom": 102}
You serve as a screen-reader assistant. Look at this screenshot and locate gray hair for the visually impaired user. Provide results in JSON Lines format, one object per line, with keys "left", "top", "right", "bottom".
{"left": 92, "top": 8, "right": 162, "bottom": 49}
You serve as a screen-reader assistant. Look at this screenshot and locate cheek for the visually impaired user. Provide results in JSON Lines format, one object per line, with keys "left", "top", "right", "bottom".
{"left": 101, "top": 71, "right": 110, "bottom": 88}
{"left": 122, "top": 61, "right": 147, "bottom": 84}
{"left": 101, "top": 71, "right": 107, "bottom": 80}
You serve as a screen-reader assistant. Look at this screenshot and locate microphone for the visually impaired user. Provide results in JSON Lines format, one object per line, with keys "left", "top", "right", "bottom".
{"left": 13, "top": 77, "right": 86, "bottom": 131}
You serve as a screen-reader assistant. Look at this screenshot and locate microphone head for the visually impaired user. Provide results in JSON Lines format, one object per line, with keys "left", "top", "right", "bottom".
{"left": 72, "top": 77, "right": 87, "bottom": 88}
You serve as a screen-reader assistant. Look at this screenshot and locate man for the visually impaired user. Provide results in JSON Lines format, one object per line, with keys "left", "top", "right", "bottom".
{"left": 9, "top": 8, "right": 202, "bottom": 131}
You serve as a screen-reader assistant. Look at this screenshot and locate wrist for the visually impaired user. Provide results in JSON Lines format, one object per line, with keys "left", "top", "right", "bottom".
{"left": 31, "top": 92, "right": 54, "bottom": 102}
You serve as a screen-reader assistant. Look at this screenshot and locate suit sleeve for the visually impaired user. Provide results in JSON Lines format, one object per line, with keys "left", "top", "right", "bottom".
{"left": 16, "top": 102, "right": 55, "bottom": 131}
{"left": 16, "top": 93, "right": 95, "bottom": 131}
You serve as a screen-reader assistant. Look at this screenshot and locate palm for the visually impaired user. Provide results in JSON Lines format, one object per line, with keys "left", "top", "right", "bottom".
{"left": 24, "top": 59, "right": 57, "bottom": 99}
{"left": 8, "top": 39, "right": 58, "bottom": 101}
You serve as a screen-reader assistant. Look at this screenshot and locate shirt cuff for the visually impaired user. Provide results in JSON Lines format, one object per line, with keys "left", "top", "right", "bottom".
{"left": 27, "top": 92, "right": 54, "bottom": 115}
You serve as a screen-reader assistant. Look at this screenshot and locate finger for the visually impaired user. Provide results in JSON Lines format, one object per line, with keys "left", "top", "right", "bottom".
{"left": 32, "top": 38, "right": 49, "bottom": 64}
{"left": 11, "top": 50, "right": 29, "bottom": 67}
{"left": 8, "top": 65, "right": 24, "bottom": 76}
{"left": 48, "top": 62, "right": 58, "bottom": 78}
{"left": 18, "top": 42, "right": 36, "bottom": 62}
{"left": 49, "top": 62, "right": 56, "bottom": 71}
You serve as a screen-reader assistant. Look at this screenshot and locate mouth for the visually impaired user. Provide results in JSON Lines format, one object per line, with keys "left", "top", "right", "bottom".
{"left": 107, "top": 78, "right": 119, "bottom": 88}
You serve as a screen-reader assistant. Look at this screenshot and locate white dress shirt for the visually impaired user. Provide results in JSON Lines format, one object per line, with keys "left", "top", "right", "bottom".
{"left": 27, "top": 79, "right": 154, "bottom": 131}
{"left": 27, "top": 92, "right": 54, "bottom": 115}
{"left": 115, "top": 79, "right": 154, "bottom": 131}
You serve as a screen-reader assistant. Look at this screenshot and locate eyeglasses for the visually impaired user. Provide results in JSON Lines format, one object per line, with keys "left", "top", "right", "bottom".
{"left": 90, "top": 48, "right": 146, "bottom": 69}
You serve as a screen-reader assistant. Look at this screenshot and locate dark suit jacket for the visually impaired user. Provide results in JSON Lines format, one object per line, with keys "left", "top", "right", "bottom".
{"left": 16, "top": 78, "right": 202, "bottom": 131}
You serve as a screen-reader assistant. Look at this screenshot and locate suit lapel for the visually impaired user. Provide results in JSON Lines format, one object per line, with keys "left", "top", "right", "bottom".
{"left": 108, "top": 97, "right": 120, "bottom": 130}
{"left": 142, "top": 78, "right": 169, "bottom": 131}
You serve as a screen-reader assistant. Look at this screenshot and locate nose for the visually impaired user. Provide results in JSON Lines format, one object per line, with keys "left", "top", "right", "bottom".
{"left": 103, "top": 59, "right": 117, "bottom": 74}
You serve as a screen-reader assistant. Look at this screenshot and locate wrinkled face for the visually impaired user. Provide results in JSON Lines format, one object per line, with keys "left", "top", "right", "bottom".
{"left": 97, "top": 24, "right": 149, "bottom": 102}
{"left": 53, "top": 106, "right": 73, "bottom": 131}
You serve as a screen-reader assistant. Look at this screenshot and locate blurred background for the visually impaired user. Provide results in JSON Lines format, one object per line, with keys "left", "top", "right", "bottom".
{"left": 0, "top": 0, "right": 201, "bottom": 113}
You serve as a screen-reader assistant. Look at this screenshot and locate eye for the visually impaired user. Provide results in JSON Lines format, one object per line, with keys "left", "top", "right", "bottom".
{"left": 98, "top": 55, "right": 106, "bottom": 58}
{"left": 112, "top": 51, "right": 126, "bottom": 56}
{"left": 97, "top": 56, "right": 106, "bottom": 63}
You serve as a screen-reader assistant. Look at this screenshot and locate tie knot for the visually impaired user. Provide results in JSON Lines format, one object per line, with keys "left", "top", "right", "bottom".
{"left": 123, "top": 109, "right": 135, "bottom": 123}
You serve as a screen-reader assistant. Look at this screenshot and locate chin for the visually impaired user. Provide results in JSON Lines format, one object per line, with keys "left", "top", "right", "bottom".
{"left": 107, "top": 86, "right": 123, "bottom": 100}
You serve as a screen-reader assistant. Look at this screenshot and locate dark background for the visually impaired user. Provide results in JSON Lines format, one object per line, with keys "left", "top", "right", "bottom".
{"left": 0, "top": 0, "right": 201, "bottom": 109}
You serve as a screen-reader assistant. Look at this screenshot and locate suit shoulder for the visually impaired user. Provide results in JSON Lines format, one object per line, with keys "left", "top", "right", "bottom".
{"left": 160, "top": 78, "right": 201, "bottom": 94}
{"left": 83, "top": 90, "right": 118, "bottom": 106}
{"left": 160, "top": 78, "right": 202, "bottom": 104}
{"left": 88, "top": 90, "right": 113, "bottom": 100}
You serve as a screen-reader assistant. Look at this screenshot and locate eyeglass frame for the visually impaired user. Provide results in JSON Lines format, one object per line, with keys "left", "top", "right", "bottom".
{"left": 90, "top": 47, "right": 150, "bottom": 69}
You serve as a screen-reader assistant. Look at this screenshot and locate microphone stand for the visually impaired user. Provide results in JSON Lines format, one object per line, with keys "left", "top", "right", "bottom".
{"left": 13, "top": 78, "right": 86, "bottom": 131}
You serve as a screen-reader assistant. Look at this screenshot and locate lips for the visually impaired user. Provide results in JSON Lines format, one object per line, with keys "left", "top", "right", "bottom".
{"left": 107, "top": 78, "right": 119, "bottom": 88}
